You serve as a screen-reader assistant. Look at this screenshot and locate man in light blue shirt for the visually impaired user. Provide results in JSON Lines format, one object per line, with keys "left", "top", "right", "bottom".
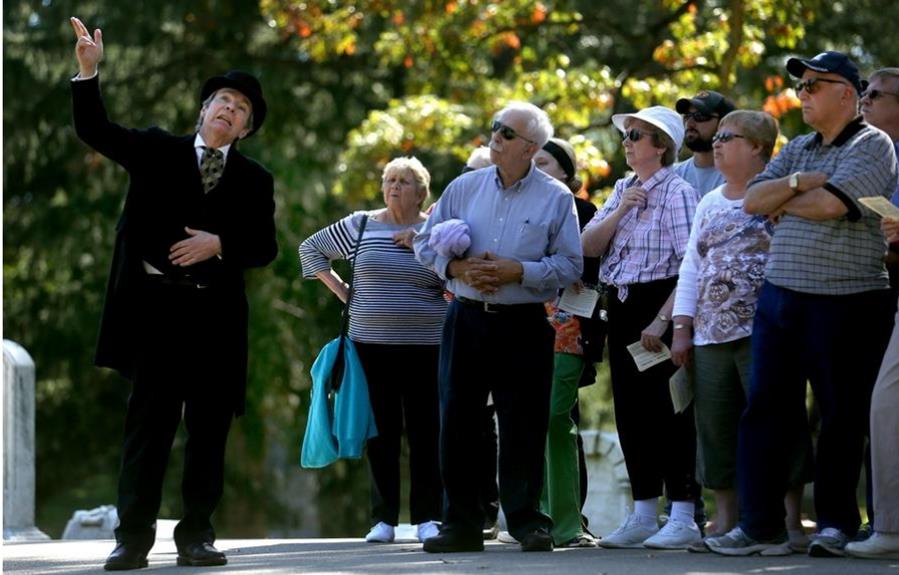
{"left": 415, "top": 101, "right": 582, "bottom": 553}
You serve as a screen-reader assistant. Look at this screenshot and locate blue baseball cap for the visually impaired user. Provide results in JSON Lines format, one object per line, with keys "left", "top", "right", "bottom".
{"left": 786, "top": 51, "right": 866, "bottom": 95}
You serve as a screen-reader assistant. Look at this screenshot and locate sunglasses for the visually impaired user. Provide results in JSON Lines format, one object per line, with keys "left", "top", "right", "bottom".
{"left": 861, "top": 88, "right": 899, "bottom": 101}
{"left": 712, "top": 131, "right": 746, "bottom": 144}
{"left": 621, "top": 128, "right": 652, "bottom": 142}
{"left": 491, "top": 120, "right": 537, "bottom": 144}
{"left": 795, "top": 77, "right": 849, "bottom": 95}
{"left": 682, "top": 111, "right": 718, "bottom": 123}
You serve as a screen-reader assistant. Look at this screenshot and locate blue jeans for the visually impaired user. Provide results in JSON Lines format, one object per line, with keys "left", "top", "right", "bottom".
{"left": 738, "top": 282, "right": 893, "bottom": 539}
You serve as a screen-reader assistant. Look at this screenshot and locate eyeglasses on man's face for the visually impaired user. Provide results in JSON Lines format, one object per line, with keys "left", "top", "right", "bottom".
{"left": 712, "top": 131, "right": 746, "bottom": 144}
{"left": 682, "top": 111, "right": 718, "bottom": 123}
{"left": 621, "top": 128, "right": 652, "bottom": 143}
{"left": 861, "top": 88, "right": 899, "bottom": 101}
{"left": 795, "top": 77, "right": 849, "bottom": 95}
{"left": 491, "top": 120, "right": 537, "bottom": 144}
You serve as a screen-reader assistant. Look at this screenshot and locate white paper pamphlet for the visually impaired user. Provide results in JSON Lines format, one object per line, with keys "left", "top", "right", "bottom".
{"left": 669, "top": 366, "right": 694, "bottom": 414}
{"left": 626, "top": 340, "right": 671, "bottom": 372}
{"left": 557, "top": 286, "right": 599, "bottom": 318}
{"left": 859, "top": 196, "right": 899, "bottom": 220}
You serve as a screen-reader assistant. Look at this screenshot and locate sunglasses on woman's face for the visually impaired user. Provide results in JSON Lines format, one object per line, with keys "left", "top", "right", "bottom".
{"left": 491, "top": 120, "right": 536, "bottom": 144}
{"left": 621, "top": 128, "right": 651, "bottom": 142}
{"left": 712, "top": 131, "right": 746, "bottom": 144}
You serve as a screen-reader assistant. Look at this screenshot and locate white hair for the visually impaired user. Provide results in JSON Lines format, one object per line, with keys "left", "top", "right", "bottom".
{"left": 496, "top": 101, "right": 554, "bottom": 147}
{"left": 465, "top": 146, "right": 493, "bottom": 170}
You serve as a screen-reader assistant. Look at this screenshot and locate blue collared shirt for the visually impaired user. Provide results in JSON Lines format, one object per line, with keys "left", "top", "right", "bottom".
{"left": 892, "top": 140, "right": 899, "bottom": 207}
{"left": 414, "top": 163, "right": 583, "bottom": 304}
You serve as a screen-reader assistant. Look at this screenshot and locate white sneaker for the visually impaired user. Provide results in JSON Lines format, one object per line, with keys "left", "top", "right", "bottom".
{"left": 365, "top": 521, "right": 395, "bottom": 543}
{"left": 846, "top": 532, "right": 899, "bottom": 559}
{"left": 497, "top": 530, "right": 518, "bottom": 544}
{"left": 808, "top": 527, "right": 849, "bottom": 557}
{"left": 598, "top": 513, "right": 659, "bottom": 549}
{"left": 416, "top": 521, "right": 440, "bottom": 542}
{"left": 643, "top": 518, "right": 702, "bottom": 550}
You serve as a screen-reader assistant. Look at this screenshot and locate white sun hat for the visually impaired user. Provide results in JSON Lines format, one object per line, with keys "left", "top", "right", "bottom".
{"left": 611, "top": 105, "right": 685, "bottom": 152}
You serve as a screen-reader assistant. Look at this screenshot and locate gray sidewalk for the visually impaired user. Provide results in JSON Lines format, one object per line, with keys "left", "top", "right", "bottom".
{"left": 4, "top": 537, "right": 898, "bottom": 575}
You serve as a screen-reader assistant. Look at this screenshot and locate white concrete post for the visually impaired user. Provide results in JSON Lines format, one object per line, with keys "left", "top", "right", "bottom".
{"left": 3, "top": 339, "right": 50, "bottom": 540}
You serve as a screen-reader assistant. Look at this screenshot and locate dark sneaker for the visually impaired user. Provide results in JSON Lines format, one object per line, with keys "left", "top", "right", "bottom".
{"left": 520, "top": 529, "right": 554, "bottom": 552}
{"left": 705, "top": 527, "right": 788, "bottom": 556}
{"left": 808, "top": 527, "right": 849, "bottom": 558}
{"left": 422, "top": 529, "right": 484, "bottom": 553}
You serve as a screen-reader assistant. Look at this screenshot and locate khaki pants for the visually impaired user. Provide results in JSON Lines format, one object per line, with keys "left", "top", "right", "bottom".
{"left": 872, "top": 310, "right": 899, "bottom": 534}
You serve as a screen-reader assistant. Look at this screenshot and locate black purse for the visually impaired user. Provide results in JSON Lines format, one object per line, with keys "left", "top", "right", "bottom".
{"left": 329, "top": 214, "right": 368, "bottom": 393}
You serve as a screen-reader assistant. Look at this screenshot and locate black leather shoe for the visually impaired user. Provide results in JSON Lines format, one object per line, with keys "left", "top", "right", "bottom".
{"left": 520, "top": 529, "right": 554, "bottom": 552}
{"left": 422, "top": 529, "right": 484, "bottom": 553}
{"left": 176, "top": 542, "right": 227, "bottom": 567}
{"left": 104, "top": 543, "right": 149, "bottom": 571}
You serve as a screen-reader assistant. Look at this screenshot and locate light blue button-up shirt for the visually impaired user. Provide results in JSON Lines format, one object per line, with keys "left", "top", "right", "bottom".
{"left": 891, "top": 140, "right": 899, "bottom": 207}
{"left": 414, "top": 163, "right": 583, "bottom": 304}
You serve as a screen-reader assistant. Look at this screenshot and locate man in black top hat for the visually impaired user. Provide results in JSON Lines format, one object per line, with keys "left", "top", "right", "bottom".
{"left": 69, "top": 17, "right": 277, "bottom": 570}
{"left": 673, "top": 90, "right": 736, "bottom": 196}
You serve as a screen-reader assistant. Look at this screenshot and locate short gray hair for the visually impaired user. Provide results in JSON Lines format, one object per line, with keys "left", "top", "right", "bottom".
{"left": 382, "top": 156, "right": 431, "bottom": 207}
{"left": 719, "top": 110, "right": 780, "bottom": 162}
{"left": 869, "top": 68, "right": 899, "bottom": 96}
{"left": 496, "top": 101, "right": 554, "bottom": 147}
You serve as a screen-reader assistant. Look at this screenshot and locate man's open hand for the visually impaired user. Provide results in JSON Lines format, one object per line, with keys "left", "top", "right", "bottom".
{"left": 169, "top": 227, "right": 222, "bottom": 267}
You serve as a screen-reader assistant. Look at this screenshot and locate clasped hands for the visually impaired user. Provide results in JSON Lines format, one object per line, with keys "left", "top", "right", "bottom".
{"left": 169, "top": 227, "right": 221, "bottom": 266}
{"left": 449, "top": 252, "right": 522, "bottom": 294}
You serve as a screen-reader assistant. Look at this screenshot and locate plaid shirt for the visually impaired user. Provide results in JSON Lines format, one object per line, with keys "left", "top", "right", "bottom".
{"left": 749, "top": 117, "right": 895, "bottom": 295}
{"left": 587, "top": 167, "right": 699, "bottom": 301}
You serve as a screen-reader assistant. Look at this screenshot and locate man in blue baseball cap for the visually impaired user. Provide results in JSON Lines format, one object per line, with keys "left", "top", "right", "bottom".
{"left": 706, "top": 50, "right": 897, "bottom": 559}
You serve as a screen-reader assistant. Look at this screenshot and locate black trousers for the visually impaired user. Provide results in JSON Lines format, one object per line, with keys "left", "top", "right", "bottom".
{"left": 606, "top": 278, "right": 697, "bottom": 502}
{"left": 354, "top": 342, "right": 442, "bottom": 526}
{"left": 115, "top": 280, "right": 236, "bottom": 551}
{"left": 480, "top": 404, "right": 500, "bottom": 525}
{"left": 438, "top": 300, "right": 555, "bottom": 539}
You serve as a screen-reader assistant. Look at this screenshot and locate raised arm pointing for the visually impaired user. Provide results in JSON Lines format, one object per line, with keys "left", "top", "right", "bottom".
{"left": 69, "top": 17, "right": 104, "bottom": 77}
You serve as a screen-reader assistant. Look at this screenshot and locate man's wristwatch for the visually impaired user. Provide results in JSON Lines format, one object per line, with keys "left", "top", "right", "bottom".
{"left": 788, "top": 172, "right": 801, "bottom": 192}
{"left": 673, "top": 323, "right": 690, "bottom": 330}
{"left": 657, "top": 314, "right": 670, "bottom": 322}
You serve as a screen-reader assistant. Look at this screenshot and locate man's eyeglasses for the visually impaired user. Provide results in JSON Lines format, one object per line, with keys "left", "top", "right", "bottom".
{"left": 682, "top": 111, "right": 718, "bottom": 123}
{"left": 795, "top": 77, "right": 849, "bottom": 95}
{"left": 621, "top": 128, "right": 651, "bottom": 143}
{"left": 491, "top": 120, "right": 537, "bottom": 144}
{"left": 861, "top": 88, "right": 899, "bottom": 101}
{"left": 712, "top": 131, "right": 746, "bottom": 144}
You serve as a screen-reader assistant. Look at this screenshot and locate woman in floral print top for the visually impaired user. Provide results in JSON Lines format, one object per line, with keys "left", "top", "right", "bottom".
{"left": 671, "top": 110, "right": 811, "bottom": 549}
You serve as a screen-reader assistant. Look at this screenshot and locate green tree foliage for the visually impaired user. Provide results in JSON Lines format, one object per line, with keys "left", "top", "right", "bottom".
{"left": 5, "top": 0, "right": 899, "bottom": 537}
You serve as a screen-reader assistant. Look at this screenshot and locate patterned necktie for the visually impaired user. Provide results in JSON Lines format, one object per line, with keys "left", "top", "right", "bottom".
{"left": 199, "top": 146, "right": 225, "bottom": 194}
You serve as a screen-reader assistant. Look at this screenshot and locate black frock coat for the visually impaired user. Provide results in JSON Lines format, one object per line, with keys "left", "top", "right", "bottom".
{"left": 71, "top": 75, "right": 277, "bottom": 415}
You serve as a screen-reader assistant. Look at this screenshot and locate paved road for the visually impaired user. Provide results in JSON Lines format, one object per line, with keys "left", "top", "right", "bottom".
{"left": 4, "top": 537, "right": 898, "bottom": 575}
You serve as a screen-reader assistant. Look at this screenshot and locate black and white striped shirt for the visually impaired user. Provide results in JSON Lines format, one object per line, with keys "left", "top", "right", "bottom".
{"left": 300, "top": 211, "right": 447, "bottom": 345}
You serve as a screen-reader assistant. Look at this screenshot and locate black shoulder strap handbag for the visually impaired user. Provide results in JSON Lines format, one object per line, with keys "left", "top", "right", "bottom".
{"left": 329, "top": 213, "right": 368, "bottom": 393}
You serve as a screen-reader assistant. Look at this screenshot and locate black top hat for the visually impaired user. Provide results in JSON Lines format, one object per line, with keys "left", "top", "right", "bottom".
{"left": 200, "top": 70, "right": 267, "bottom": 137}
{"left": 675, "top": 90, "right": 736, "bottom": 118}
{"left": 786, "top": 51, "right": 865, "bottom": 95}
